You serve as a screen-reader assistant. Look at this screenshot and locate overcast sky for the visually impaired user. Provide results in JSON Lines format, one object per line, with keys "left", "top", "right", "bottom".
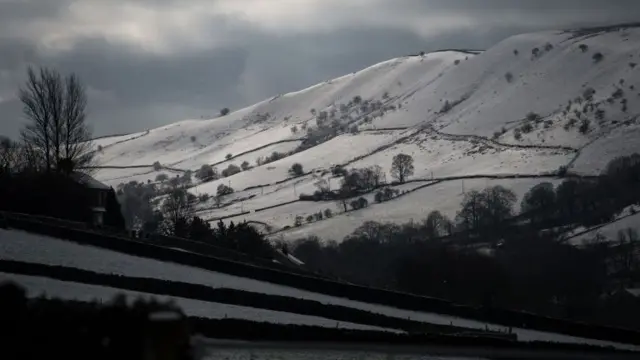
{"left": 1, "top": 0, "right": 639, "bottom": 138}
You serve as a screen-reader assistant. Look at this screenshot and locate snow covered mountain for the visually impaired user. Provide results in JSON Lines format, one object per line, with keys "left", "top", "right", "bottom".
{"left": 93, "top": 24, "right": 640, "bottom": 242}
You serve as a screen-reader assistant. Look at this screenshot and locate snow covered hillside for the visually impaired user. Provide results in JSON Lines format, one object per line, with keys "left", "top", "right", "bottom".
{"left": 93, "top": 24, "right": 640, "bottom": 242}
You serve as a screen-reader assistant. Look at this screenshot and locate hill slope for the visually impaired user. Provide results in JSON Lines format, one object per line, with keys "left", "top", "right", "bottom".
{"left": 93, "top": 24, "right": 640, "bottom": 242}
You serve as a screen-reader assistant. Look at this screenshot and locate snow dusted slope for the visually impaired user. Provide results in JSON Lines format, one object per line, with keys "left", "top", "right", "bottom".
{"left": 94, "top": 24, "right": 640, "bottom": 241}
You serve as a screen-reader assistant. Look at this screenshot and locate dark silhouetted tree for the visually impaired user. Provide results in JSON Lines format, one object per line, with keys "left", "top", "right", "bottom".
{"left": 391, "top": 153, "right": 414, "bottom": 183}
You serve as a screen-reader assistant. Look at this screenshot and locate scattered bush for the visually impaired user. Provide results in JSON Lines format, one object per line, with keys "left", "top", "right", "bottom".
{"left": 583, "top": 87, "right": 596, "bottom": 100}
{"left": 352, "top": 95, "right": 362, "bottom": 104}
{"left": 350, "top": 197, "right": 369, "bottom": 210}
{"left": 492, "top": 131, "right": 501, "bottom": 140}
{"left": 332, "top": 165, "right": 347, "bottom": 177}
{"left": 155, "top": 173, "right": 169, "bottom": 182}
{"left": 531, "top": 47, "right": 540, "bottom": 58}
{"left": 505, "top": 72, "right": 514, "bottom": 83}
{"left": 97, "top": 145, "right": 103, "bottom": 152}
{"left": 314, "top": 212, "right": 324, "bottom": 221}
{"left": 217, "top": 184, "right": 234, "bottom": 197}
{"left": 310, "top": 109, "right": 316, "bottom": 116}
{"left": 592, "top": 52, "right": 604, "bottom": 63}
{"left": 221, "top": 164, "right": 241, "bottom": 177}
{"left": 241, "top": 161, "right": 251, "bottom": 171}
{"left": 294, "top": 215, "right": 303, "bottom": 227}
{"left": 579, "top": 119, "right": 591, "bottom": 134}
{"left": 375, "top": 187, "right": 398, "bottom": 203}
{"left": 544, "top": 120, "right": 553, "bottom": 129}
{"left": 383, "top": 91, "right": 389, "bottom": 99}
{"left": 220, "top": 108, "right": 230, "bottom": 116}
{"left": 564, "top": 118, "right": 577, "bottom": 131}
{"left": 349, "top": 125, "right": 359, "bottom": 134}
{"left": 324, "top": 208, "right": 333, "bottom": 218}
{"left": 454, "top": 59, "right": 460, "bottom": 65}
{"left": 595, "top": 109, "right": 605, "bottom": 121}
{"left": 291, "top": 125, "right": 298, "bottom": 134}
{"left": 225, "top": 153, "right": 232, "bottom": 160}
{"left": 513, "top": 128, "right": 522, "bottom": 140}
{"left": 526, "top": 112, "right": 541, "bottom": 122}
{"left": 513, "top": 49, "right": 519, "bottom": 56}
{"left": 289, "top": 163, "right": 304, "bottom": 176}
{"left": 521, "top": 122, "right": 533, "bottom": 133}
{"left": 578, "top": 44, "right": 589, "bottom": 53}
{"left": 152, "top": 161, "right": 162, "bottom": 171}
{"left": 544, "top": 43, "right": 553, "bottom": 51}
{"left": 190, "top": 135, "right": 197, "bottom": 142}
{"left": 306, "top": 215, "right": 314, "bottom": 223}
{"left": 199, "top": 193, "right": 210, "bottom": 202}
{"left": 630, "top": 62, "right": 637, "bottom": 69}
{"left": 440, "top": 100, "right": 452, "bottom": 113}
{"left": 196, "top": 164, "right": 217, "bottom": 182}
{"left": 612, "top": 88, "right": 624, "bottom": 99}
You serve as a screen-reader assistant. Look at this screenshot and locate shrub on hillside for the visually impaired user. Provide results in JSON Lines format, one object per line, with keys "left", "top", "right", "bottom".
{"left": 505, "top": 72, "right": 514, "bottom": 83}
{"left": 579, "top": 119, "right": 591, "bottom": 134}
{"left": 156, "top": 173, "right": 169, "bottom": 182}
{"left": 241, "top": 161, "right": 251, "bottom": 171}
{"left": 306, "top": 215, "right": 314, "bottom": 223}
{"left": 564, "top": 118, "right": 577, "bottom": 131}
{"left": 324, "top": 208, "right": 333, "bottom": 218}
{"left": 583, "top": 87, "right": 596, "bottom": 101}
{"left": 592, "top": 52, "right": 604, "bottom": 63}
{"left": 513, "top": 49, "right": 519, "bottom": 56}
{"left": 153, "top": 161, "right": 162, "bottom": 171}
{"left": 289, "top": 163, "right": 304, "bottom": 176}
{"left": 521, "top": 122, "right": 533, "bottom": 133}
{"left": 196, "top": 164, "right": 217, "bottom": 182}
{"left": 579, "top": 44, "right": 589, "bottom": 53}
{"left": 217, "top": 184, "right": 234, "bottom": 197}
{"left": 531, "top": 47, "right": 540, "bottom": 58}
{"left": 544, "top": 43, "right": 553, "bottom": 51}
{"left": 513, "top": 128, "right": 522, "bottom": 140}
{"left": 220, "top": 108, "right": 230, "bottom": 116}
{"left": 526, "top": 112, "right": 541, "bottom": 122}
{"left": 221, "top": 164, "right": 241, "bottom": 177}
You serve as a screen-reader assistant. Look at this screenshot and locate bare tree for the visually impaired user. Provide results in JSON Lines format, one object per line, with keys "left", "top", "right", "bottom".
{"left": 19, "top": 66, "right": 92, "bottom": 173}
{"left": 390, "top": 153, "right": 414, "bottom": 183}
{"left": 162, "top": 186, "right": 195, "bottom": 232}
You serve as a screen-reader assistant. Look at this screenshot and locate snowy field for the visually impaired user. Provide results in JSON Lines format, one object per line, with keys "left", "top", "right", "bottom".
{"left": 1, "top": 229, "right": 637, "bottom": 349}
{"left": 0, "top": 273, "right": 396, "bottom": 332}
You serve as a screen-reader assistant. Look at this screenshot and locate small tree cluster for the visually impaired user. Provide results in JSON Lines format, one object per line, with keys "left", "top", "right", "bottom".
{"left": 216, "top": 184, "right": 234, "bottom": 197}
{"left": 221, "top": 164, "right": 241, "bottom": 177}
{"left": 195, "top": 164, "right": 218, "bottom": 182}
{"left": 350, "top": 197, "right": 369, "bottom": 210}
{"left": 374, "top": 187, "right": 399, "bottom": 203}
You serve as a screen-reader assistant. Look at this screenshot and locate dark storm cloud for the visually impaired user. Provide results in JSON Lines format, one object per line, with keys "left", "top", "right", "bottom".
{"left": 1, "top": 0, "right": 639, "bottom": 138}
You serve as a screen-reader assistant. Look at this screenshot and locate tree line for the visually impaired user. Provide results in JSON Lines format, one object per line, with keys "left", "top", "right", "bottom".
{"left": 290, "top": 153, "right": 640, "bottom": 330}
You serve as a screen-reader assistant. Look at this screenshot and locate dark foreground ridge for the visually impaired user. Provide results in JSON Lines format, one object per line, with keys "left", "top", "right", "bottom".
{"left": 0, "top": 281, "right": 636, "bottom": 360}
